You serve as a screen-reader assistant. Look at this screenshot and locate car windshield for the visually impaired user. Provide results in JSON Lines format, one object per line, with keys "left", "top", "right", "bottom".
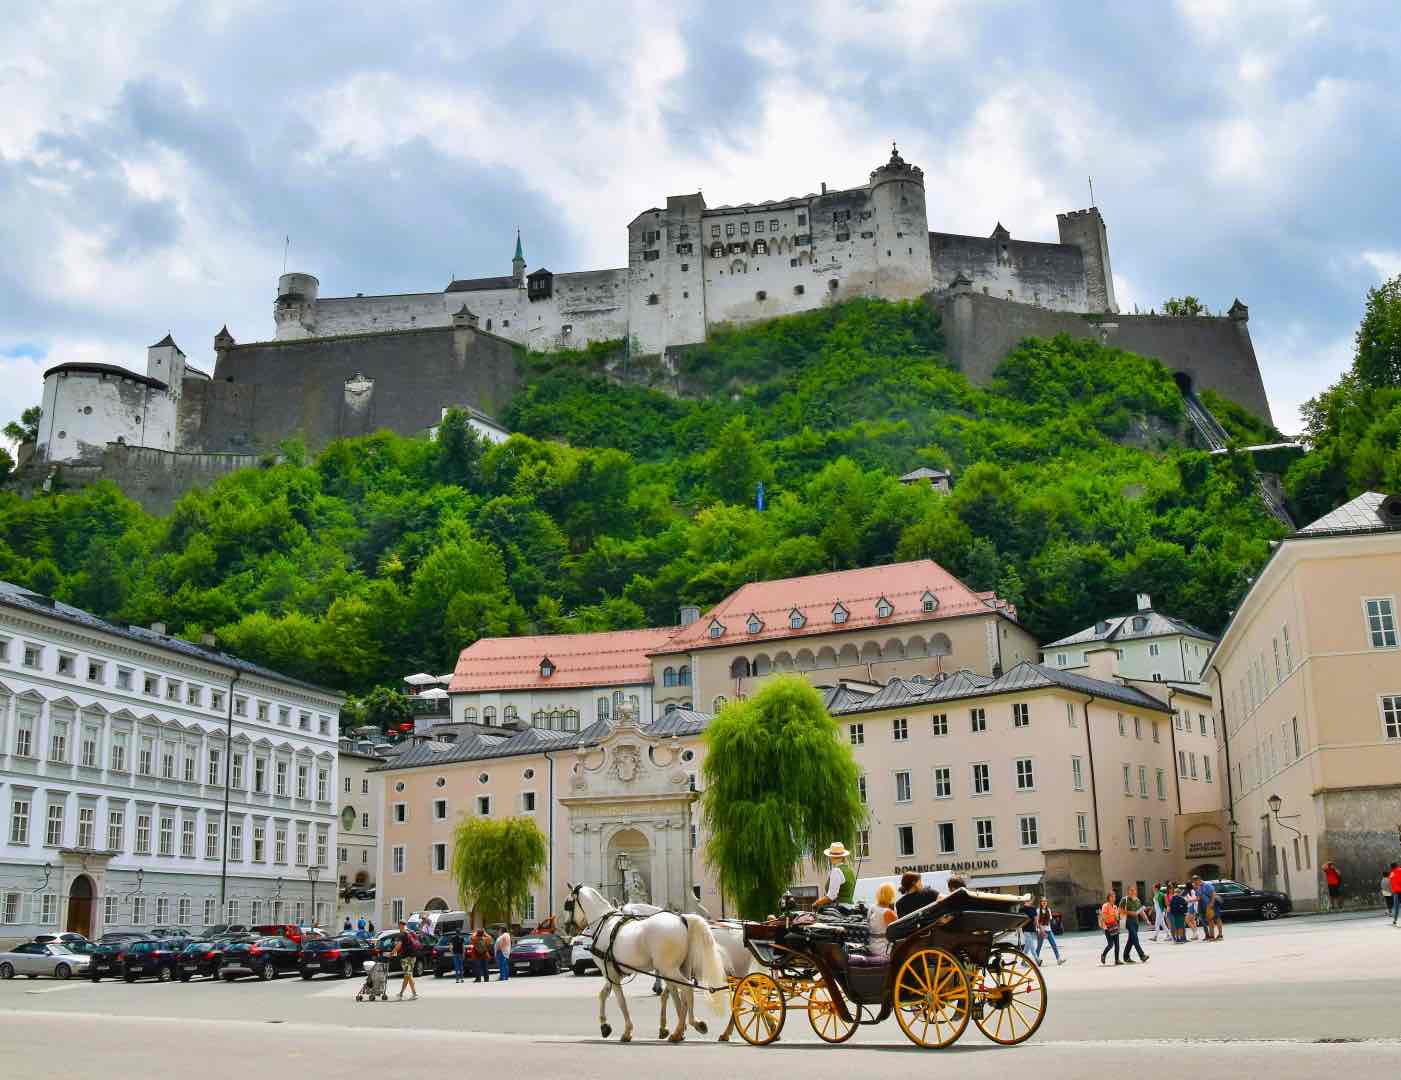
{"left": 47, "top": 944, "right": 74, "bottom": 955}
{"left": 517, "top": 938, "right": 544, "bottom": 946}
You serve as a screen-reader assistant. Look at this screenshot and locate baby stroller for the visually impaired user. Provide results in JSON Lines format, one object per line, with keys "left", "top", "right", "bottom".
{"left": 356, "top": 959, "right": 389, "bottom": 1002}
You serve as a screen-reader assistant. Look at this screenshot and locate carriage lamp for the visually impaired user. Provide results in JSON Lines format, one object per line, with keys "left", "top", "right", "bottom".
{"left": 1267, "top": 794, "right": 1282, "bottom": 815}
{"left": 1267, "top": 794, "right": 1302, "bottom": 839}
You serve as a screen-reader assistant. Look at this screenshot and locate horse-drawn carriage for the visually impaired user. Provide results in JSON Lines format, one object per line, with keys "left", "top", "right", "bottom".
{"left": 731, "top": 888, "right": 1047, "bottom": 1048}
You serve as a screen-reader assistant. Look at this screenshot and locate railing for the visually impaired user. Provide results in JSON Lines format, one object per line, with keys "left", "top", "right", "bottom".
{"left": 1181, "top": 388, "right": 1294, "bottom": 529}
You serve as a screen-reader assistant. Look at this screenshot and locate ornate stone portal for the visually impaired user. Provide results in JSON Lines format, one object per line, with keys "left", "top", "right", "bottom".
{"left": 560, "top": 702, "right": 698, "bottom": 910}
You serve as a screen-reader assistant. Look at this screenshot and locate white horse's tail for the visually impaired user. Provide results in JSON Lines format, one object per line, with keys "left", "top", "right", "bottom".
{"left": 684, "top": 915, "right": 730, "bottom": 1015}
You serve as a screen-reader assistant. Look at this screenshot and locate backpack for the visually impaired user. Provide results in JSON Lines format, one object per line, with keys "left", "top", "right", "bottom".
{"left": 401, "top": 930, "right": 421, "bottom": 956}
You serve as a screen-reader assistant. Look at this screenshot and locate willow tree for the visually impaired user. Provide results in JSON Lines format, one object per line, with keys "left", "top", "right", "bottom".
{"left": 700, "top": 675, "right": 866, "bottom": 919}
{"left": 450, "top": 815, "right": 548, "bottom": 925}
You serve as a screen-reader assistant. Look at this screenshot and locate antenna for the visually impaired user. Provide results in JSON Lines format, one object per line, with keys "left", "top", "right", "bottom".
{"left": 1088, "top": 176, "right": 1096, "bottom": 207}
{"left": 282, "top": 234, "right": 289, "bottom": 274}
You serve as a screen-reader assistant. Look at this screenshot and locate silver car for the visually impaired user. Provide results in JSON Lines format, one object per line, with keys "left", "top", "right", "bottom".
{"left": 0, "top": 942, "right": 92, "bottom": 980}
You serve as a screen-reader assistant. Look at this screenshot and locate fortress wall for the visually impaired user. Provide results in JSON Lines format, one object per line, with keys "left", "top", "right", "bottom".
{"left": 936, "top": 291, "right": 1274, "bottom": 423}
{"left": 309, "top": 291, "right": 454, "bottom": 337}
{"left": 929, "top": 233, "right": 1088, "bottom": 312}
{"left": 199, "top": 325, "right": 521, "bottom": 454}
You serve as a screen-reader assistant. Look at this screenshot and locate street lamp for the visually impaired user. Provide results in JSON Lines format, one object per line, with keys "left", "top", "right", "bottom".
{"left": 308, "top": 865, "right": 321, "bottom": 928}
{"left": 1267, "top": 794, "right": 1302, "bottom": 839}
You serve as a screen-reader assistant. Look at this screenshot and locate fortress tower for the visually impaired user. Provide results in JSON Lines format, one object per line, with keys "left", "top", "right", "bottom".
{"left": 866, "top": 143, "right": 933, "bottom": 300}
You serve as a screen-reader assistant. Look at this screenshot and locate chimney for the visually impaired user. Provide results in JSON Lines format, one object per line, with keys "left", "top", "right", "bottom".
{"left": 1136, "top": 593, "right": 1152, "bottom": 611}
{"left": 201, "top": 632, "right": 217, "bottom": 649}
{"left": 1084, "top": 646, "right": 1118, "bottom": 682}
{"left": 150, "top": 621, "right": 167, "bottom": 635}
{"left": 679, "top": 605, "right": 701, "bottom": 627}
{"left": 820, "top": 182, "right": 827, "bottom": 195}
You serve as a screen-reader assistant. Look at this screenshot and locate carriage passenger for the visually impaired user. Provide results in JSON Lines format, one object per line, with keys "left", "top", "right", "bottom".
{"left": 868, "top": 883, "right": 898, "bottom": 956}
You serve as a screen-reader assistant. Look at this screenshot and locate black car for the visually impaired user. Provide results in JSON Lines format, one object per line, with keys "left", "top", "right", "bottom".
{"left": 508, "top": 934, "right": 570, "bottom": 976}
{"left": 201, "top": 924, "right": 251, "bottom": 939}
{"left": 299, "top": 934, "right": 374, "bottom": 980}
{"left": 1205, "top": 879, "right": 1292, "bottom": 920}
{"left": 122, "top": 939, "right": 184, "bottom": 982}
{"left": 371, "top": 930, "right": 438, "bottom": 977}
{"left": 178, "top": 935, "right": 255, "bottom": 981}
{"left": 220, "top": 936, "right": 302, "bottom": 981}
{"left": 89, "top": 934, "right": 153, "bottom": 981}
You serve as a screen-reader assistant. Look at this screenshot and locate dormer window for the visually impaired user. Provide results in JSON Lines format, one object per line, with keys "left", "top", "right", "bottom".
{"left": 789, "top": 609, "right": 806, "bottom": 630}
{"left": 832, "top": 603, "right": 848, "bottom": 625}
{"left": 876, "top": 597, "right": 893, "bottom": 619}
{"left": 1131, "top": 616, "right": 1148, "bottom": 632}
{"left": 746, "top": 614, "right": 764, "bottom": 635}
{"left": 921, "top": 591, "right": 938, "bottom": 613}
{"left": 539, "top": 657, "right": 555, "bottom": 678}
{"left": 708, "top": 620, "right": 725, "bottom": 639}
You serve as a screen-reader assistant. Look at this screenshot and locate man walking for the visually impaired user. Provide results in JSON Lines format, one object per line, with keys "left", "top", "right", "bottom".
{"left": 495, "top": 926, "right": 513, "bottom": 981}
{"left": 1390, "top": 863, "right": 1401, "bottom": 926}
{"left": 450, "top": 930, "right": 466, "bottom": 983}
{"left": 1120, "top": 885, "right": 1149, "bottom": 963}
{"left": 1194, "top": 876, "right": 1220, "bottom": 941}
{"left": 394, "top": 921, "right": 420, "bottom": 1001}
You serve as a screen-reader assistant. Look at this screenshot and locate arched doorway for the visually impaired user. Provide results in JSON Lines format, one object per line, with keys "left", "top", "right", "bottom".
{"left": 423, "top": 897, "right": 449, "bottom": 912}
{"left": 1191, "top": 863, "right": 1222, "bottom": 881}
{"left": 67, "top": 875, "right": 94, "bottom": 938}
{"left": 606, "top": 827, "right": 652, "bottom": 905}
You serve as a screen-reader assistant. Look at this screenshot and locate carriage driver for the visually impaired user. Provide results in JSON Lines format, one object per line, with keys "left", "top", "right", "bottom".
{"left": 814, "top": 841, "right": 857, "bottom": 907}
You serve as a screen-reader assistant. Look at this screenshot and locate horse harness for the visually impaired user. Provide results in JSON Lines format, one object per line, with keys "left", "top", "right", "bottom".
{"left": 586, "top": 908, "right": 727, "bottom": 994}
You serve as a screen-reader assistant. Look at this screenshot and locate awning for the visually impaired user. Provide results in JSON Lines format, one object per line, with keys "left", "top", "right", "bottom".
{"left": 969, "top": 871, "right": 1044, "bottom": 889}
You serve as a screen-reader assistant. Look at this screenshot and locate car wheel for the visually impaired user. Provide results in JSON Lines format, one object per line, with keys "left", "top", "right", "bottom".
{"left": 124, "top": 972, "right": 137, "bottom": 983}
{"left": 55, "top": 963, "right": 72, "bottom": 980}
{"left": 1260, "top": 901, "right": 1281, "bottom": 920}
{"left": 259, "top": 964, "right": 275, "bottom": 981}
{"left": 300, "top": 970, "right": 314, "bottom": 980}
{"left": 223, "top": 974, "right": 236, "bottom": 982}
{"left": 573, "top": 961, "right": 587, "bottom": 976}
{"left": 0, "top": 963, "right": 13, "bottom": 981}
{"left": 342, "top": 959, "right": 354, "bottom": 979}
{"left": 157, "top": 966, "right": 173, "bottom": 983}
{"left": 90, "top": 974, "right": 102, "bottom": 983}
{"left": 179, "top": 973, "right": 192, "bottom": 983}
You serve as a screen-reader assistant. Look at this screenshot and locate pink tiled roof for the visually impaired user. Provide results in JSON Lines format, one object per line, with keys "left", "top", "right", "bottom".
{"left": 450, "top": 626, "right": 681, "bottom": 693}
{"left": 651, "top": 560, "right": 1016, "bottom": 656}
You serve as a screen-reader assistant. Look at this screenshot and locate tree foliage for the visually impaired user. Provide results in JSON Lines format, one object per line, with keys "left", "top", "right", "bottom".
{"left": 700, "top": 676, "right": 866, "bottom": 919}
{"left": 1161, "top": 296, "right": 1207, "bottom": 317}
{"left": 450, "top": 814, "right": 548, "bottom": 923}
{"left": 4, "top": 405, "right": 41, "bottom": 446}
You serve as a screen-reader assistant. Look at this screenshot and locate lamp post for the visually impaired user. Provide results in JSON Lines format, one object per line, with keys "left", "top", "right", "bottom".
{"left": 308, "top": 865, "right": 321, "bottom": 928}
{"left": 1266, "top": 794, "right": 1302, "bottom": 839}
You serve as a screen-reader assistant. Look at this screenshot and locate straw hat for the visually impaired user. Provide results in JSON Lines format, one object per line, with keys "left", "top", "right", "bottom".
{"left": 823, "top": 841, "right": 850, "bottom": 860}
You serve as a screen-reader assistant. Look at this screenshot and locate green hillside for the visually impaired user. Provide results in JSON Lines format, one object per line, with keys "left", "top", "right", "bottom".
{"left": 0, "top": 298, "right": 1290, "bottom": 698}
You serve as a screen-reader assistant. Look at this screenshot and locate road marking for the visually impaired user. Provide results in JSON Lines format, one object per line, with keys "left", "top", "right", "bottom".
{"left": 21, "top": 981, "right": 95, "bottom": 994}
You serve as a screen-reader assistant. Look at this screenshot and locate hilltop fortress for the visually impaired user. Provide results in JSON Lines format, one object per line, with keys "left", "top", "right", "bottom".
{"left": 30, "top": 146, "right": 1272, "bottom": 512}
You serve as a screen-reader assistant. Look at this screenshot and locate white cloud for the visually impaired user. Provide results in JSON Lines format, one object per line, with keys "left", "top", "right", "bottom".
{"left": 1361, "top": 250, "right": 1401, "bottom": 282}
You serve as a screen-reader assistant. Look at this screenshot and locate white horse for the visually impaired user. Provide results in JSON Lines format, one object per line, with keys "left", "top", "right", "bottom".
{"left": 568, "top": 883, "right": 729, "bottom": 1043}
{"left": 655, "top": 918, "right": 754, "bottom": 1041}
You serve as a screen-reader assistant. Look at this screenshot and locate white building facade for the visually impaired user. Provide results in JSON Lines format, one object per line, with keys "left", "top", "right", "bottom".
{"left": 334, "top": 742, "right": 383, "bottom": 929}
{"left": 0, "top": 582, "right": 342, "bottom": 943}
{"left": 1043, "top": 594, "right": 1218, "bottom": 684}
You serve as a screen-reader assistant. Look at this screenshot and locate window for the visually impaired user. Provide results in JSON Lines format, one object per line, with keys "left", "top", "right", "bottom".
{"left": 1188, "top": 753, "right": 1198, "bottom": 779}
{"left": 84, "top": 725, "right": 104, "bottom": 766}
{"left": 86, "top": 659, "right": 104, "bottom": 683}
{"left": 1156, "top": 768, "right": 1166, "bottom": 800}
{"left": 857, "top": 775, "right": 867, "bottom": 804}
{"left": 1382, "top": 697, "right": 1401, "bottom": 740}
{"left": 1133, "top": 716, "right": 1142, "bottom": 739}
{"left": 1012, "top": 703, "right": 1030, "bottom": 728}
{"left": 1152, "top": 721, "right": 1160, "bottom": 744}
{"left": 316, "top": 769, "right": 328, "bottom": 802}
{"left": 893, "top": 717, "right": 908, "bottom": 742}
{"left": 1365, "top": 598, "right": 1397, "bottom": 648}
{"left": 1076, "top": 813, "right": 1089, "bottom": 847}
{"left": 392, "top": 802, "right": 407, "bottom": 824}
{"left": 522, "top": 791, "right": 536, "bottom": 812}
{"left": 166, "top": 679, "right": 180, "bottom": 702}
{"left": 207, "top": 748, "right": 221, "bottom": 787}
{"left": 392, "top": 846, "right": 406, "bottom": 874}
{"left": 896, "top": 825, "right": 915, "bottom": 857}
{"left": 856, "top": 829, "right": 869, "bottom": 858}
{"left": 204, "top": 820, "right": 218, "bottom": 859}
{"left": 57, "top": 652, "right": 75, "bottom": 676}
{"left": 298, "top": 711, "right": 311, "bottom": 732}
{"left": 107, "top": 808, "right": 124, "bottom": 851}
{"left": 894, "top": 771, "right": 912, "bottom": 803}
{"left": 1178, "top": 750, "right": 1188, "bottom": 776}
{"left": 1149, "top": 643, "right": 1160, "bottom": 657}
{"left": 1123, "top": 764, "right": 1132, "bottom": 795}
{"left": 1117, "top": 713, "right": 1126, "bottom": 736}
{"left": 275, "top": 826, "right": 287, "bottom": 864}
{"left": 1018, "top": 815, "right": 1039, "bottom": 847}
{"left": 9, "top": 798, "right": 29, "bottom": 845}
{"left": 40, "top": 893, "right": 58, "bottom": 924}
{"left": 1203, "top": 756, "right": 1213, "bottom": 782}
{"left": 788, "top": 609, "right": 805, "bottom": 629}
{"left": 228, "top": 821, "right": 242, "bottom": 862}
{"left": 726, "top": 223, "right": 735, "bottom": 237}
{"left": 975, "top": 818, "right": 995, "bottom": 850}
{"left": 254, "top": 757, "right": 267, "bottom": 794}
{"left": 1127, "top": 817, "right": 1138, "bottom": 848}
{"left": 45, "top": 803, "right": 64, "bottom": 846}
{"left": 13, "top": 712, "right": 33, "bottom": 757}
{"left": 970, "top": 708, "right": 986, "bottom": 733}
{"left": 1161, "top": 819, "right": 1171, "bottom": 850}
{"left": 931, "top": 821, "right": 955, "bottom": 854}
{"left": 296, "top": 825, "right": 308, "bottom": 865}
{"left": 278, "top": 706, "right": 290, "bottom": 727}
{"left": 118, "top": 668, "right": 134, "bottom": 691}
{"left": 707, "top": 620, "right": 724, "bottom": 639}
{"left": 1199, "top": 713, "right": 1208, "bottom": 736}
{"left": 1138, "top": 765, "right": 1148, "bottom": 797}
{"left": 181, "top": 819, "right": 195, "bottom": 857}
{"left": 2, "top": 892, "right": 20, "bottom": 924}
{"left": 251, "top": 824, "right": 265, "bottom": 862}
{"left": 1056, "top": 653, "right": 1067, "bottom": 667}
{"left": 432, "top": 843, "right": 447, "bottom": 872}
{"left": 1143, "top": 815, "right": 1154, "bottom": 850}
{"left": 433, "top": 799, "right": 447, "bottom": 821}
{"left": 933, "top": 766, "right": 951, "bottom": 798}
{"left": 832, "top": 603, "right": 848, "bottom": 624}
{"left": 971, "top": 762, "right": 990, "bottom": 795}
{"left": 1071, "top": 757, "right": 1084, "bottom": 790}
{"left": 231, "top": 754, "right": 243, "bottom": 788}
{"left": 1015, "top": 758, "right": 1035, "bottom": 790}
{"left": 161, "top": 743, "right": 176, "bottom": 780}
{"left": 361, "top": 812, "right": 369, "bottom": 829}
{"left": 132, "top": 897, "right": 147, "bottom": 924}
{"left": 186, "top": 685, "right": 201, "bottom": 707}
{"left": 1282, "top": 625, "right": 1293, "bottom": 670}
{"left": 931, "top": 713, "right": 948, "bottom": 736}
{"left": 297, "top": 763, "right": 309, "bottom": 799}
{"left": 23, "top": 643, "right": 43, "bottom": 669}
{"left": 477, "top": 796, "right": 491, "bottom": 816}
{"left": 48, "top": 718, "right": 68, "bottom": 762}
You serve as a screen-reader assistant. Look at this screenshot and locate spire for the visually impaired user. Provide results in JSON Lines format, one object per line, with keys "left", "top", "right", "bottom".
{"left": 514, "top": 230, "right": 524, "bottom": 262}
{"left": 512, "top": 229, "right": 526, "bottom": 287}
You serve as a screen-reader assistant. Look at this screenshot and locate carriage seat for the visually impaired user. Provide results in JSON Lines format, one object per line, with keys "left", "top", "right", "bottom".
{"left": 844, "top": 950, "right": 888, "bottom": 969}
{"left": 885, "top": 897, "right": 944, "bottom": 943}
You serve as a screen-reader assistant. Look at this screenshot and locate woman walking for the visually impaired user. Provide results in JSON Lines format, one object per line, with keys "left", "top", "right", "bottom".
{"left": 1099, "top": 890, "right": 1122, "bottom": 965}
{"left": 1152, "top": 882, "right": 1169, "bottom": 942}
{"left": 1035, "top": 897, "right": 1064, "bottom": 965}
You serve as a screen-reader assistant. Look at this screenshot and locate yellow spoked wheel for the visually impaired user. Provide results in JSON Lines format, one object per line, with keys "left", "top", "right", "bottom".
{"left": 972, "top": 946, "right": 1047, "bottom": 1045}
{"left": 892, "top": 946, "right": 971, "bottom": 1048}
{"left": 732, "top": 971, "right": 786, "bottom": 1046}
{"left": 806, "top": 978, "right": 858, "bottom": 1043}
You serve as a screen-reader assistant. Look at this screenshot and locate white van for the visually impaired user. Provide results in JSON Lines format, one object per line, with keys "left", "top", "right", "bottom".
{"left": 422, "top": 910, "right": 470, "bottom": 936}
{"left": 853, "top": 871, "right": 954, "bottom": 907}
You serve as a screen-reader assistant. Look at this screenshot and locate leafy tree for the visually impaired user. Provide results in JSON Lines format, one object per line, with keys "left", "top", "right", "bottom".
{"left": 1353, "top": 274, "right": 1401, "bottom": 390}
{"left": 0, "top": 447, "right": 13, "bottom": 484}
{"left": 436, "top": 407, "right": 486, "bottom": 488}
{"left": 342, "top": 685, "right": 412, "bottom": 733}
{"left": 4, "top": 405, "right": 41, "bottom": 445}
{"left": 700, "top": 676, "right": 866, "bottom": 919}
{"left": 451, "top": 815, "right": 548, "bottom": 924}
{"left": 1162, "top": 296, "right": 1207, "bottom": 317}
{"left": 702, "top": 416, "right": 770, "bottom": 506}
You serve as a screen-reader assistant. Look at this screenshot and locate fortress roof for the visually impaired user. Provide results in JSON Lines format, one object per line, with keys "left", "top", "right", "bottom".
{"left": 445, "top": 274, "right": 516, "bottom": 293}
{"left": 43, "top": 361, "right": 167, "bottom": 392}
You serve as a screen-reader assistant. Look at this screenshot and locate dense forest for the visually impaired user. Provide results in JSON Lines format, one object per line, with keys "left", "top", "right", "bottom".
{"left": 3, "top": 283, "right": 1395, "bottom": 709}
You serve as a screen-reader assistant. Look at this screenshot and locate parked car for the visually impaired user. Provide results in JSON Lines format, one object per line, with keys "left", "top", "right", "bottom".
{"left": 33, "top": 932, "right": 91, "bottom": 949}
{"left": 299, "top": 934, "right": 374, "bottom": 980}
{"left": 371, "top": 930, "right": 437, "bottom": 977}
{"left": 121, "top": 939, "right": 184, "bottom": 982}
{"left": 199, "top": 924, "right": 250, "bottom": 940}
{"left": 178, "top": 935, "right": 255, "bottom": 981}
{"left": 0, "top": 942, "right": 92, "bottom": 980}
{"left": 570, "top": 933, "right": 599, "bottom": 976}
{"left": 344, "top": 886, "right": 375, "bottom": 901}
{"left": 220, "top": 936, "right": 302, "bottom": 981}
{"left": 508, "top": 934, "right": 570, "bottom": 976}
{"left": 88, "top": 934, "right": 153, "bottom": 981}
{"left": 1205, "top": 879, "right": 1292, "bottom": 920}
{"left": 251, "top": 923, "right": 307, "bottom": 944}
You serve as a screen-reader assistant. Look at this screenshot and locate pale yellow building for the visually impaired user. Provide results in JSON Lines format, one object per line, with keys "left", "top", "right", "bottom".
{"left": 1209, "top": 492, "right": 1401, "bottom": 911}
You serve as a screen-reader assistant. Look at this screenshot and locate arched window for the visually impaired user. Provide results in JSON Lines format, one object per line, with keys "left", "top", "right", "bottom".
{"left": 483, "top": 706, "right": 497, "bottom": 725}
{"left": 729, "top": 657, "right": 751, "bottom": 679}
{"left": 678, "top": 665, "right": 691, "bottom": 686}
{"left": 629, "top": 695, "right": 640, "bottom": 716}
{"left": 549, "top": 709, "right": 563, "bottom": 729}
{"left": 713, "top": 696, "right": 727, "bottom": 712}
{"left": 504, "top": 705, "right": 518, "bottom": 722}
{"left": 463, "top": 707, "right": 478, "bottom": 722}
{"left": 564, "top": 709, "right": 580, "bottom": 731}
{"left": 597, "top": 697, "right": 610, "bottom": 720}
{"left": 663, "top": 667, "right": 677, "bottom": 688}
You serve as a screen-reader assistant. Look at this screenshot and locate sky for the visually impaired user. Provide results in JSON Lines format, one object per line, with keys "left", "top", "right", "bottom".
{"left": 2, "top": 0, "right": 1399, "bottom": 445}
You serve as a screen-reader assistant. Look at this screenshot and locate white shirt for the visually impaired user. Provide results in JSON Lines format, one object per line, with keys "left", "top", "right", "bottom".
{"left": 495, "top": 931, "right": 512, "bottom": 954}
{"left": 825, "top": 866, "right": 845, "bottom": 902}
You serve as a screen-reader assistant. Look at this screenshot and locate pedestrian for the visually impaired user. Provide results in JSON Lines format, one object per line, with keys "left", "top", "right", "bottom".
{"left": 1169, "top": 887, "right": 1188, "bottom": 943}
{"left": 1151, "top": 882, "right": 1169, "bottom": 942}
{"left": 368, "top": 919, "right": 376, "bottom": 935}
{"left": 343, "top": 916, "right": 353, "bottom": 932}
{"left": 1099, "top": 890, "right": 1121, "bottom": 966}
{"left": 1390, "top": 863, "right": 1401, "bottom": 926}
{"left": 357, "top": 915, "right": 367, "bottom": 938}
{"left": 1019, "top": 897, "right": 1039, "bottom": 956}
{"left": 1323, "top": 862, "right": 1342, "bottom": 908}
{"left": 1194, "top": 876, "right": 1220, "bottom": 942}
{"left": 495, "top": 926, "right": 513, "bottom": 981}
{"left": 394, "top": 921, "right": 419, "bottom": 1001}
{"left": 1034, "top": 897, "right": 1064, "bottom": 965}
{"left": 470, "top": 927, "right": 492, "bottom": 982}
{"left": 450, "top": 929, "right": 466, "bottom": 983}
{"left": 1385, "top": 868, "right": 1396, "bottom": 915}
{"left": 1119, "top": 885, "right": 1149, "bottom": 963}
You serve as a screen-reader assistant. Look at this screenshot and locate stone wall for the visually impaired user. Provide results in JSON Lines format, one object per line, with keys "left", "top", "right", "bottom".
{"left": 1042, "top": 848, "right": 1106, "bottom": 929}
{"left": 929, "top": 232, "right": 1088, "bottom": 312}
{"left": 1319, "top": 786, "right": 1401, "bottom": 911}
{"left": 934, "top": 289, "right": 1274, "bottom": 423}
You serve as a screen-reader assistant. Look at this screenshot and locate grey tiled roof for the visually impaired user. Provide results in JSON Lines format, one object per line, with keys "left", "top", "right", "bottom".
{"left": 1044, "top": 609, "right": 1216, "bottom": 648}
{"left": 1295, "top": 492, "right": 1401, "bottom": 536}
{"left": 42, "top": 361, "right": 167, "bottom": 392}
{"left": 0, "top": 581, "right": 340, "bottom": 697}
{"left": 445, "top": 275, "right": 516, "bottom": 293}
{"left": 644, "top": 708, "right": 713, "bottom": 738}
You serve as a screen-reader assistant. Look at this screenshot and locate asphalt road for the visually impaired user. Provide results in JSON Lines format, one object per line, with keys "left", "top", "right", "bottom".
{"left": 3, "top": 911, "right": 1398, "bottom": 1079}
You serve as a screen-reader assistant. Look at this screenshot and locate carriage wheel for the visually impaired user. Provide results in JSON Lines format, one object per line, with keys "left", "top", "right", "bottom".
{"left": 892, "top": 946, "right": 971, "bottom": 1049}
{"left": 806, "top": 978, "right": 858, "bottom": 1043}
{"left": 972, "top": 945, "right": 1047, "bottom": 1045}
{"left": 732, "top": 971, "right": 786, "bottom": 1046}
